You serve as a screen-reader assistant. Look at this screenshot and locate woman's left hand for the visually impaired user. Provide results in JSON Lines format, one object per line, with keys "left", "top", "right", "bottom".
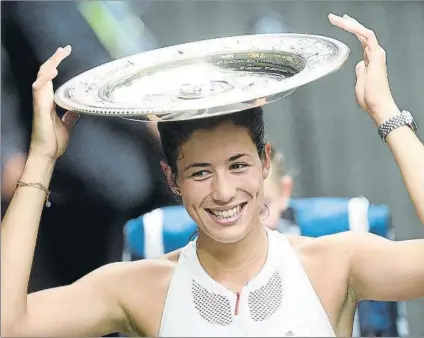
{"left": 328, "top": 13, "right": 400, "bottom": 125}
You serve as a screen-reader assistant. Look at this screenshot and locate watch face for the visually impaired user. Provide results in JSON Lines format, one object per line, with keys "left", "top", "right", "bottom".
{"left": 402, "top": 110, "right": 417, "bottom": 131}
{"left": 411, "top": 120, "right": 418, "bottom": 131}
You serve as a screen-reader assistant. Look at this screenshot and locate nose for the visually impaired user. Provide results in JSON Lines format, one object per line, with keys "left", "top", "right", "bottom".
{"left": 211, "top": 171, "right": 236, "bottom": 204}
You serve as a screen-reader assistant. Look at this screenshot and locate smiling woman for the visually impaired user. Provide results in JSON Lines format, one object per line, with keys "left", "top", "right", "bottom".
{"left": 158, "top": 107, "right": 270, "bottom": 245}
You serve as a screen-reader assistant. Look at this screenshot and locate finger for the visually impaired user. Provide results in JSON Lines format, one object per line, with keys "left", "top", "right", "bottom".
{"left": 337, "top": 14, "right": 370, "bottom": 65}
{"left": 40, "top": 45, "right": 72, "bottom": 73}
{"left": 328, "top": 13, "right": 380, "bottom": 51}
{"left": 33, "top": 45, "right": 71, "bottom": 89}
{"left": 32, "top": 45, "right": 72, "bottom": 90}
{"left": 33, "top": 69, "right": 59, "bottom": 91}
{"left": 61, "top": 111, "right": 81, "bottom": 131}
{"left": 343, "top": 14, "right": 382, "bottom": 63}
{"left": 329, "top": 13, "right": 368, "bottom": 65}
{"left": 342, "top": 15, "right": 367, "bottom": 48}
{"left": 355, "top": 61, "right": 366, "bottom": 83}
{"left": 49, "top": 45, "right": 72, "bottom": 68}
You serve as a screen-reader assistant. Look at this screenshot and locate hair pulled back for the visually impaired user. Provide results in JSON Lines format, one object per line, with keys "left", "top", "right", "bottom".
{"left": 158, "top": 106, "right": 266, "bottom": 175}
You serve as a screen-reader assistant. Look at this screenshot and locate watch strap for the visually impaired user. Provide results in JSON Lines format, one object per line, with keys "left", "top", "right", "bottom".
{"left": 377, "top": 110, "right": 417, "bottom": 143}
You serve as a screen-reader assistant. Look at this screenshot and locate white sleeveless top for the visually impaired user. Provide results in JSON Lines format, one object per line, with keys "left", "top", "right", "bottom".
{"left": 159, "top": 229, "right": 336, "bottom": 337}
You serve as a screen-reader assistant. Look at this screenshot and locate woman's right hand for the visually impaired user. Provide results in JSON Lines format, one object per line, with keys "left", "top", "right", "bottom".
{"left": 29, "top": 46, "right": 80, "bottom": 161}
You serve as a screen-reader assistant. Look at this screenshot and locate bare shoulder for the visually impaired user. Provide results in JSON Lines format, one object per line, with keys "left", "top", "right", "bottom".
{"left": 161, "top": 248, "right": 183, "bottom": 263}
{"left": 285, "top": 232, "right": 360, "bottom": 335}
{"left": 282, "top": 232, "right": 358, "bottom": 291}
{"left": 284, "top": 231, "right": 391, "bottom": 289}
{"left": 286, "top": 231, "right": 359, "bottom": 260}
{"left": 79, "top": 251, "right": 181, "bottom": 312}
{"left": 284, "top": 231, "right": 373, "bottom": 278}
{"left": 109, "top": 251, "right": 181, "bottom": 293}
{"left": 109, "top": 250, "right": 182, "bottom": 336}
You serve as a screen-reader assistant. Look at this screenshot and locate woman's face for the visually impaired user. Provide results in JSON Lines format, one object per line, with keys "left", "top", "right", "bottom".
{"left": 174, "top": 123, "right": 271, "bottom": 244}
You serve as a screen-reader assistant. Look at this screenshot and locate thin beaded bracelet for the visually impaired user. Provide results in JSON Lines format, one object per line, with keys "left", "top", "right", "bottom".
{"left": 16, "top": 180, "right": 51, "bottom": 207}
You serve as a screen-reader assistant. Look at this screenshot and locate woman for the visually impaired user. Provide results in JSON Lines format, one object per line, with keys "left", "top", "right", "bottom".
{"left": 1, "top": 14, "right": 423, "bottom": 337}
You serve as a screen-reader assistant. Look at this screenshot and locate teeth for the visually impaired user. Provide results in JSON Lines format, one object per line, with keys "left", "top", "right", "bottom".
{"left": 211, "top": 205, "right": 242, "bottom": 219}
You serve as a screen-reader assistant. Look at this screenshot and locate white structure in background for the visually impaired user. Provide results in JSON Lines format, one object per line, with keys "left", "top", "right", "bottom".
{"left": 347, "top": 197, "right": 369, "bottom": 337}
{"left": 251, "top": 11, "right": 289, "bottom": 34}
{"left": 347, "top": 197, "right": 409, "bottom": 337}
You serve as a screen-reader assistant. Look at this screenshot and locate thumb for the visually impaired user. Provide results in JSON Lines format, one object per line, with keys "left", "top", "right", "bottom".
{"left": 62, "top": 111, "right": 80, "bottom": 131}
{"left": 355, "top": 60, "right": 366, "bottom": 108}
{"left": 355, "top": 60, "right": 366, "bottom": 80}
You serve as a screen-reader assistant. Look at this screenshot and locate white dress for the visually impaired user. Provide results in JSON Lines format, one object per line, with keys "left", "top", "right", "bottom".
{"left": 158, "top": 228, "right": 336, "bottom": 337}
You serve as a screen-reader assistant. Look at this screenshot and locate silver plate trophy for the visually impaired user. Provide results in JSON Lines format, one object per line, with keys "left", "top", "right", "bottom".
{"left": 54, "top": 34, "right": 350, "bottom": 122}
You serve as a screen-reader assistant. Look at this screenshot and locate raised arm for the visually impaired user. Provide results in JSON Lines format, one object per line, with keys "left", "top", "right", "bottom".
{"left": 329, "top": 13, "right": 424, "bottom": 226}
{"left": 385, "top": 113, "right": 424, "bottom": 224}
{"left": 347, "top": 232, "right": 424, "bottom": 301}
{"left": 328, "top": 14, "right": 424, "bottom": 302}
{"left": 1, "top": 48, "right": 127, "bottom": 336}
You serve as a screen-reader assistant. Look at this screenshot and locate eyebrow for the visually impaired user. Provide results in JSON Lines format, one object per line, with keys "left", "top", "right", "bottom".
{"left": 183, "top": 153, "right": 249, "bottom": 172}
{"left": 229, "top": 153, "right": 248, "bottom": 162}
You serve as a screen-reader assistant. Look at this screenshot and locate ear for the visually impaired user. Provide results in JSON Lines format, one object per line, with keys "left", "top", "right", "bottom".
{"left": 160, "top": 160, "right": 179, "bottom": 195}
{"left": 262, "top": 142, "right": 272, "bottom": 179}
{"left": 280, "top": 175, "right": 293, "bottom": 211}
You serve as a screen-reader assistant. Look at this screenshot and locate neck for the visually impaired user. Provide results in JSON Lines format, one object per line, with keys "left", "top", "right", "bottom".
{"left": 196, "top": 220, "right": 268, "bottom": 287}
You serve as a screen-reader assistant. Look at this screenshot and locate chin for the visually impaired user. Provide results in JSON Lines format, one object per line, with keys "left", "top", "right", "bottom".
{"left": 205, "top": 224, "right": 251, "bottom": 244}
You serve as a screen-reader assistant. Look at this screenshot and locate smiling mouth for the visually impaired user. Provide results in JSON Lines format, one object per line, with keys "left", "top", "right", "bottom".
{"left": 205, "top": 202, "right": 247, "bottom": 221}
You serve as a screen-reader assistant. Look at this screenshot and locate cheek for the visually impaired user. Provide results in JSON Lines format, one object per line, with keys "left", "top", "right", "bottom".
{"left": 241, "top": 167, "right": 264, "bottom": 192}
{"left": 179, "top": 180, "right": 210, "bottom": 206}
{"left": 239, "top": 171, "right": 265, "bottom": 211}
{"left": 254, "top": 172, "right": 264, "bottom": 189}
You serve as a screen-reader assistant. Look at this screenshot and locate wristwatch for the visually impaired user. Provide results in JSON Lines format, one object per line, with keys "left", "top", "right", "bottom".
{"left": 377, "top": 110, "right": 418, "bottom": 143}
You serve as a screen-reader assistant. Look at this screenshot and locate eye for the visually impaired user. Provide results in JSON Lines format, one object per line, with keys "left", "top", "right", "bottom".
{"left": 190, "top": 170, "right": 211, "bottom": 180}
{"left": 230, "top": 162, "right": 249, "bottom": 171}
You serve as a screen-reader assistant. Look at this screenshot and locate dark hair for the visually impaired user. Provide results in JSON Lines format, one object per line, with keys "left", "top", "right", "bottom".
{"left": 158, "top": 106, "right": 266, "bottom": 175}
